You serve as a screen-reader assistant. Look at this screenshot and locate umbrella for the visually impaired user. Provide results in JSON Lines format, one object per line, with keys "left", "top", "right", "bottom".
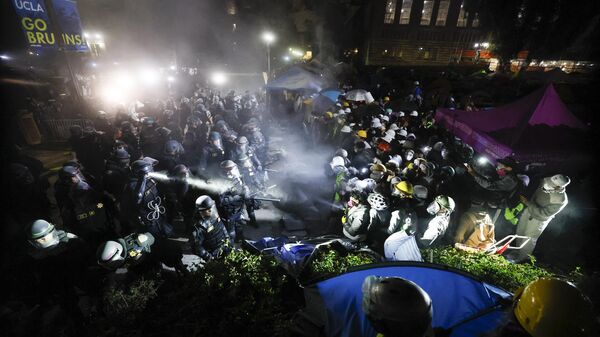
{"left": 312, "top": 94, "right": 336, "bottom": 113}
{"left": 319, "top": 88, "right": 343, "bottom": 102}
{"left": 346, "top": 89, "right": 374, "bottom": 102}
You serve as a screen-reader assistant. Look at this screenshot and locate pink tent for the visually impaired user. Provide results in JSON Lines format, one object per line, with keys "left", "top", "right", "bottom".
{"left": 435, "top": 84, "right": 588, "bottom": 162}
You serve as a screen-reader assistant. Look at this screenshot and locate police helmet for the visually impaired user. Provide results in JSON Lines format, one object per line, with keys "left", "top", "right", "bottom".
{"left": 131, "top": 159, "right": 154, "bottom": 175}
{"left": 362, "top": 276, "right": 432, "bottom": 337}
{"left": 195, "top": 195, "right": 215, "bottom": 211}
{"left": 97, "top": 240, "right": 126, "bottom": 270}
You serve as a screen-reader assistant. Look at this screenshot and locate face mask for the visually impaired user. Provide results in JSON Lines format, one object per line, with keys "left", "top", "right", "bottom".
{"left": 427, "top": 201, "right": 441, "bottom": 215}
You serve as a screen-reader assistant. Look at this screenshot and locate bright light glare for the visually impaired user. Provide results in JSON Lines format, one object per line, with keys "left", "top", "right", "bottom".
{"left": 140, "top": 68, "right": 159, "bottom": 85}
{"left": 210, "top": 72, "right": 228, "bottom": 86}
{"left": 91, "top": 62, "right": 97, "bottom": 67}
{"left": 115, "top": 72, "right": 134, "bottom": 89}
{"left": 283, "top": 55, "right": 290, "bottom": 62}
{"left": 169, "top": 65, "right": 176, "bottom": 71}
{"left": 95, "top": 33, "right": 102, "bottom": 39}
{"left": 101, "top": 86, "right": 126, "bottom": 104}
{"left": 167, "top": 76, "right": 175, "bottom": 82}
{"left": 477, "top": 156, "right": 489, "bottom": 165}
{"left": 262, "top": 31, "right": 276, "bottom": 44}
{"left": 83, "top": 32, "right": 90, "bottom": 38}
{"left": 290, "top": 49, "right": 303, "bottom": 57}
{"left": 0, "top": 55, "right": 10, "bottom": 60}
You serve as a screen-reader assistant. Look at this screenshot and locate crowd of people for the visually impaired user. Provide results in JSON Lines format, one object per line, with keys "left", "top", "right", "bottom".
{"left": 4, "top": 86, "right": 283, "bottom": 330}
{"left": 307, "top": 82, "right": 570, "bottom": 264}
{"left": 2, "top": 76, "right": 586, "bottom": 336}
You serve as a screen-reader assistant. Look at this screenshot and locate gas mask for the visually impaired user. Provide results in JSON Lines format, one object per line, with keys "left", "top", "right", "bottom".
{"left": 542, "top": 177, "right": 560, "bottom": 193}
{"left": 426, "top": 201, "right": 441, "bottom": 215}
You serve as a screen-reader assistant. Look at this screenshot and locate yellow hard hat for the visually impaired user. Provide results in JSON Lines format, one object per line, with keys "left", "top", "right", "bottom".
{"left": 514, "top": 278, "right": 595, "bottom": 337}
{"left": 357, "top": 130, "right": 367, "bottom": 139}
{"left": 343, "top": 101, "right": 350, "bottom": 107}
{"left": 370, "top": 163, "right": 387, "bottom": 173}
{"left": 383, "top": 96, "right": 390, "bottom": 102}
{"left": 325, "top": 111, "right": 334, "bottom": 118}
{"left": 394, "top": 181, "right": 414, "bottom": 197}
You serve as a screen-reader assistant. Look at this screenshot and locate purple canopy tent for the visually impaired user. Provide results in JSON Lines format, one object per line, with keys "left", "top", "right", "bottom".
{"left": 435, "top": 84, "right": 588, "bottom": 163}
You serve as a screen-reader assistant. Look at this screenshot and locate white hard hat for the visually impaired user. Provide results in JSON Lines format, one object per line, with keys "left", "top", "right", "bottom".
{"left": 344, "top": 107, "right": 351, "bottom": 113}
{"left": 398, "top": 129, "right": 408, "bottom": 137}
{"left": 407, "top": 133, "right": 416, "bottom": 140}
{"left": 381, "top": 133, "right": 394, "bottom": 143}
{"left": 330, "top": 156, "right": 345, "bottom": 168}
{"left": 381, "top": 115, "right": 390, "bottom": 122}
{"left": 341, "top": 125, "right": 352, "bottom": 133}
{"left": 371, "top": 119, "right": 382, "bottom": 128}
{"left": 388, "top": 154, "right": 402, "bottom": 167}
{"left": 398, "top": 111, "right": 405, "bottom": 117}
{"left": 410, "top": 110, "right": 419, "bottom": 117}
{"left": 389, "top": 123, "right": 399, "bottom": 131}
{"left": 414, "top": 81, "right": 420, "bottom": 85}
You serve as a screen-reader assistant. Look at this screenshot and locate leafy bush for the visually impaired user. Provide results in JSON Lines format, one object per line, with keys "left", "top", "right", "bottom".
{"left": 102, "top": 277, "right": 161, "bottom": 325}
{"left": 422, "top": 246, "right": 554, "bottom": 292}
{"left": 306, "top": 249, "right": 379, "bottom": 281}
{"left": 127, "top": 249, "right": 299, "bottom": 337}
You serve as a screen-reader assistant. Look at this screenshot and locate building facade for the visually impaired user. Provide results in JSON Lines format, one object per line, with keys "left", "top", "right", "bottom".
{"left": 363, "top": 0, "right": 489, "bottom": 66}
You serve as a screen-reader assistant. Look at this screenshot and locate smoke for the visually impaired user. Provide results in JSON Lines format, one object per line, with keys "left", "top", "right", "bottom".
{"left": 262, "top": 124, "right": 338, "bottom": 219}
{"left": 147, "top": 171, "right": 231, "bottom": 195}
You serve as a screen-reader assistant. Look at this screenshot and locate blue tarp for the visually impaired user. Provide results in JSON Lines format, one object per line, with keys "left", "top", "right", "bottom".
{"left": 320, "top": 89, "right": 343, "bottom": 102}
{"left": 266, "top": 66, "right": 328, "bottom": 92}
{"left": 306, "top": 263, "right": 512, "bottom": 337}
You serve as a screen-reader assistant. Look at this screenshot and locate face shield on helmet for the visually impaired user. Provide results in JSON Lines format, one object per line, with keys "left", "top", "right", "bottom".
{"left": 220, "top": 160, "right": 241, "bottom": 180}
{"left": 97, "top": 240, "right": 126, "bottom": 270}
{"left": 427, "top": 195, "right": 455, "bottom": 215}
{"left": 209, "top": 132, "right": 223, "bottom": 150}
{"left": 29, "top": 220, "right": 60, "bottom": 249}
{"left": 404, "top": 149, "right": 415, "bottom": 162}
{"left": 426, "top": 200, "right": 441, "bottom": 215}
{"left": 195, "top": 195, "right": 218, "bottom": 221}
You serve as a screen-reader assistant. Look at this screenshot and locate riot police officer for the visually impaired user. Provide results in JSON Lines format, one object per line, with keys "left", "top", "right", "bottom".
{"left": 191, "top": 196, "right": 231, "bottom": 261}
{"left": 121, "top": 158, "right": 172, "bottom": 237}
{"left": 200, "top": 131, "right": 226, "bottom": 174}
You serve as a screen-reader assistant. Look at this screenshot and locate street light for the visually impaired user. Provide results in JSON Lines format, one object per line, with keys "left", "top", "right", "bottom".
{"left": 261, "top": 31, "right": 276, "bottom": 79}
{"left": 210, "top": 71, "right": 228, "bottom": 86}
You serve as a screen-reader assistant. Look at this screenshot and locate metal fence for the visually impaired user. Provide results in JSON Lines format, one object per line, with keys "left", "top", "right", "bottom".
{"left": 40, "top": 119, "right": 94, "bottom": 141}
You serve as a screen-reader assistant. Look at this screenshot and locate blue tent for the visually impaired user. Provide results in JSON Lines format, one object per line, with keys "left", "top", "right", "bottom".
{"left": 298, "top": 262, "right": 512, "bottom": 337}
